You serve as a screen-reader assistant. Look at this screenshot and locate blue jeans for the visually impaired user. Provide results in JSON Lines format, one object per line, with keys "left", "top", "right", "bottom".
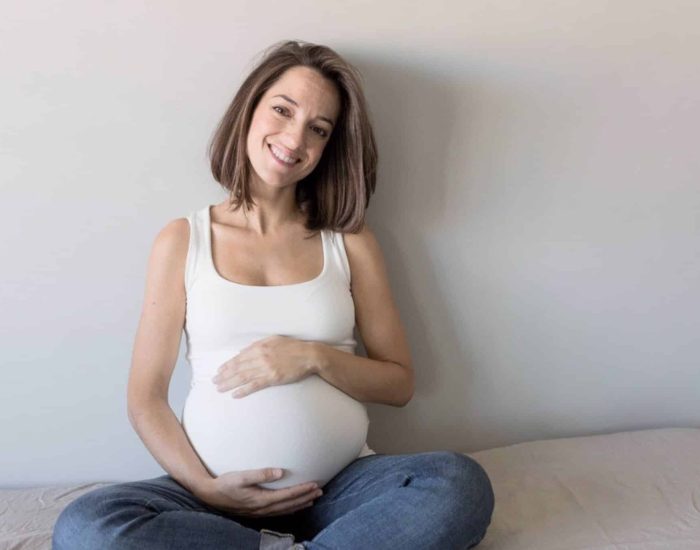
{"left": 52, "top": 451, "right": 494, "bottom": 549}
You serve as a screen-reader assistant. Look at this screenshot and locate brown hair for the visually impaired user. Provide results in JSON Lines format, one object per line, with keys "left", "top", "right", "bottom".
{"left": 207, "top": 39, "right": 377, "bottom": 233}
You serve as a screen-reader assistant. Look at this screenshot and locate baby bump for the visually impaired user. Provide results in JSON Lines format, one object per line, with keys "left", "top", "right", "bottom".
{"left": 181, "top": 374, "right": 369, "bottom": 489}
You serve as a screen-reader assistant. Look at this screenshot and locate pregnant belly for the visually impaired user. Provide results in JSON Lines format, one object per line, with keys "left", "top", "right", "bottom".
{"left": 181, "top": 374, "right": 369, "bottom": 489}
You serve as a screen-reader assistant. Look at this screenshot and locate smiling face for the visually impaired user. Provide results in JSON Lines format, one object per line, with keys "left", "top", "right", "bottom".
{"left": 245, "top": 65, "right": 341, "bottom": 191}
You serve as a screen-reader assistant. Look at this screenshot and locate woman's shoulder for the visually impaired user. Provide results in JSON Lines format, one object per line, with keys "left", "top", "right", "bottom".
{"left": 341, "top": 222, "right": 386, "bottom": 275}
{"left": 147, "top": 217, "right": 191, "bottom": 271}
{"left": 157, "top": 216, "right": 191, "bottom": 245}
{"left": 342, "top": 222, "right": 377, "bottom": 250}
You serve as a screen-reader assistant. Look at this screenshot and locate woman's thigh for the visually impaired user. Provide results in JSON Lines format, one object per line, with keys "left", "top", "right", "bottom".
{"left": 51, "top": 475, "right": 283, "bottom": 550}
{"left": 289, "top": 450, "right": 495, "bottom": 548}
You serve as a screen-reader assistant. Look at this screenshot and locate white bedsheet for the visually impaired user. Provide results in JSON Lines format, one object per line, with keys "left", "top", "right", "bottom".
{"left": 2, "top": 427, "right": 699, "bottom": 549}
{"left": 471, "top": 427, "right": 700, "bottom": 549}
{"left": 0, "top": 482, "right": 110, "bottom": 550}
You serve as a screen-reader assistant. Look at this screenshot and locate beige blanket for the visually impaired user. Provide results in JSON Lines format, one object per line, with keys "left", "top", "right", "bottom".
{"left": 471, "top": 427, "right": 700, "bottom": 549}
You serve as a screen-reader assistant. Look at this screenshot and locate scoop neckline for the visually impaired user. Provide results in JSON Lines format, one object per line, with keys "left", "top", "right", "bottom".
{"left": 206, "top": 204, "right": 327, "bottom": 289}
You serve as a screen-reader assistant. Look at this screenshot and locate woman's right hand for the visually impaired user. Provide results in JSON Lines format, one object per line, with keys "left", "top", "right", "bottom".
{"left": 196, "top": 468, "right": 323, "bottom": 518}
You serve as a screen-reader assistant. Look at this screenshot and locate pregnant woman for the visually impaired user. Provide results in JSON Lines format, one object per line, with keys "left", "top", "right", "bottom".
{"left": 53, "top": 39, "right": 494, "bottom": 550}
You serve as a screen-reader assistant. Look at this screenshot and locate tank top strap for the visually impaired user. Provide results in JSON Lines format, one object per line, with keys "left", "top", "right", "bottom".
{"left": 326, "top": 229, "right": 352, "bottom": 286}
{"left": 184, "top": 206, "right": 209, "bottom": 292}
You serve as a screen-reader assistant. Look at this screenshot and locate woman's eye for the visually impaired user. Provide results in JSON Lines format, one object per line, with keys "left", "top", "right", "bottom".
{"left": 273, "top": 106, "right": 327, "bottom": 138}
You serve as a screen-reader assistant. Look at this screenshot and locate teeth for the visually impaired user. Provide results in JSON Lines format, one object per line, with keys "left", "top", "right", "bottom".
{"left": 270, "top": 144, "right": 297, "bottom": 165}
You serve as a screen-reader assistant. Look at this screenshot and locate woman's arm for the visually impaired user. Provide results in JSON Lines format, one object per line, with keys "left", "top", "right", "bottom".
{"left": 312, "top": 224, "right": 414, "bottom": 406}
{"left": 311, "top": 345, "right": 412, "bottom": 406}
{"left": 126, "top": 219, "right": 213, "bottom": 499}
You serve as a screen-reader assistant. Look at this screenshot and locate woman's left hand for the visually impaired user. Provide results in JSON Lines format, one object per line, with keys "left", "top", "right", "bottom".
{"left": 212, "top": 336, "right": 319, "bottom": 398}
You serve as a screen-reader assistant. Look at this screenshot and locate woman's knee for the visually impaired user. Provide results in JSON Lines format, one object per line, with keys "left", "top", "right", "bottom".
{"left": 441, "top": 451, "right": 492, "bottom": 486}
{"left": 433, "top": 452, "right": 495, "bottom": 519}
{"left": 53, "top": 488, "right": 105, "bottom": 549}
{"left": 401, "top": 451, "right": 494, "bottom": 544}
{"left": 52, "top": 482, "right": 153, "bottom": 550}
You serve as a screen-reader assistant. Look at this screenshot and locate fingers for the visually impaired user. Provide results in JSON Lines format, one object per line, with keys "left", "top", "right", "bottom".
{"left": 237, "top": 469, "right": 323, "bottom": 517}
{"left": 244, "top": 468, "right": 285, "bottom": 486}
{"left": 230, "top": 380, "right": 262, "bottom": 399}
{"left": 253, "top": 486, "right": 323, "bottom": 517}
{"left": 214, "top": 372, "right": 264, "bottom": 394}
{"left": 258, "top": 481, "right": 319, "bottom": 504}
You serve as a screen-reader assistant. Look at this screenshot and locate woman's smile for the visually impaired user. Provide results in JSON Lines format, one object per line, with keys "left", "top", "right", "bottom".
{"left": 268, "top": 143, "right": 300, "bottom": 167}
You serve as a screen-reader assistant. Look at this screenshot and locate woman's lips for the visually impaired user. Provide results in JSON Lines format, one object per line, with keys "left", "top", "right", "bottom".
{"left": 268, "top": 144, "right": 299, "bottom": 167}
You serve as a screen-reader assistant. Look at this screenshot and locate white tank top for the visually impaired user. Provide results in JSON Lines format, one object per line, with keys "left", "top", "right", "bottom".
{"left": 180, "top": 205, "right": 375, "bottom": 489}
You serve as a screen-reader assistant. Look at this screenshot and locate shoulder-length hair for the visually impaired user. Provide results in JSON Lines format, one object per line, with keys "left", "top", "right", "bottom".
{"left": 207, "top": 39, "right": 377, "bottom": 234}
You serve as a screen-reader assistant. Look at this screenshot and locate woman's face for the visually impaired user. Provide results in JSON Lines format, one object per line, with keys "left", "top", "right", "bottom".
{"left": 246, "top": 65, "right": 341, "bottom": 190}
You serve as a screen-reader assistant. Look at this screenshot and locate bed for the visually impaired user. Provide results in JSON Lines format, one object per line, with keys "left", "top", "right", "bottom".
{"left": 3, "top": 427, "right": 699, "bottom": 549}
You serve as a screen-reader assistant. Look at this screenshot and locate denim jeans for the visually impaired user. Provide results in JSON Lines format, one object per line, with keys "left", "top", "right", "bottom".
{"left": 52, "top": 451, "right": 494, "bottom": 549}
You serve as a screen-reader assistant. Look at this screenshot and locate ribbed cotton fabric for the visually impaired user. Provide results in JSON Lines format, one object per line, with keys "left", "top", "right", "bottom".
{"left": 180, "top": 205, "right": 375, "bottom": 489}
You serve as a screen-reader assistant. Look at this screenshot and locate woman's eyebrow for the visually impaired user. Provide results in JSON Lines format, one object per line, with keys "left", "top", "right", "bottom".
{"left": 272, "top": 94, "right": 335, "bottom": 127}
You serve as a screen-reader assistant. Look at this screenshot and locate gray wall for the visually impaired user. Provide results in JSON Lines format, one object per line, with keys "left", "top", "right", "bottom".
{"left": 2, "top": 1, "right": 699, "bottom": 487}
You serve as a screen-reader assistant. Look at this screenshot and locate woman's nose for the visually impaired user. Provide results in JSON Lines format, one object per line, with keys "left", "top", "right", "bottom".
{"left": 283, "top": 122, "right": 306, "bottom": 150}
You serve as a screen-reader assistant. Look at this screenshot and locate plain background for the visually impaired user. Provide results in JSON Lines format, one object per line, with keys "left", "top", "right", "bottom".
{"left": 2, "top": 0, "right": 698, "bottom": 487}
